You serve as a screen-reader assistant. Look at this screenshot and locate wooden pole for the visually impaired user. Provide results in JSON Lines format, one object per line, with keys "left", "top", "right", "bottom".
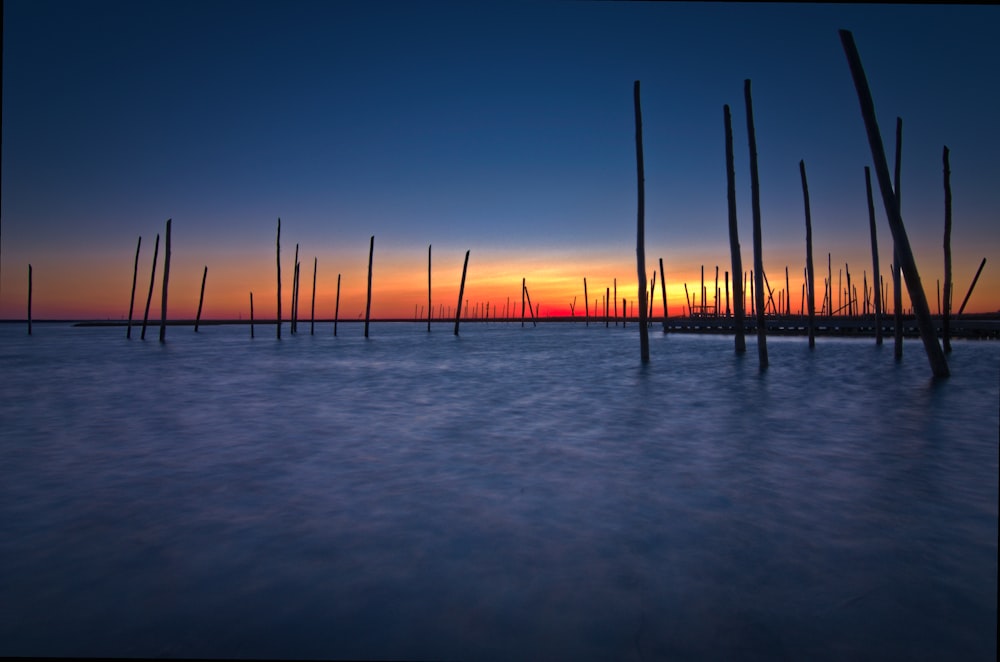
{"left": 745, "top": 79, "right": 768, "bottom": 370}
{"left": 126, "top": 235, "right": 141, "bottom": 339}
{"left": 649, "top": 274, "right": 656, "bottom": 321}
{"left": 195, "top": 265, "right": 207, "bottom": 332}
{"left": 615, "top": 278, "right": 619, "bottom": 327}
{"left": 684, "top": 283, "right": 691, "bottom": 316}
{"left": 583, "top": 277, "right": 589, "bottom": 327}
{"left": 334, "top": 273, "right": 341, "bottom": 336}
{"left": 311, "top": 256, "right": 317, "bottom": 336}
{"left": 840, "top": 29, "right": 948, "bottom": 378}
{"left": 956, "top": 257, "right": 987, "bottom": 316}
{"left": 427, "top": 244, "right": 432, "bottom": 332}
{"left": 158, "top": 218, "right": 171, "bottom": 343}
{"left": 845, "top": 264, "right": 852, "bottom": 317}
{"left": 827, "top": 253, "right": 832, "bottom": 317}
{"left": 634, "top": 80, "right": 650, "bottom": 363}
{"left": 292, "top": 244, "right": 300, "bottom": 334}
{"left": 454, "top": 250, "right": 470, "bottom": 335}
{"left": 606, "top": 287, "right": 610, "bottom": 327}
{"left": 27, "top": 264, "right": 32, "bottom": 336}
{"left": 523, "top": 283, "right": 537, "bottom": 327}
{"left": 523, "top": 277, "right": 527, "bottom": 327}
{"left": 725, "top": 271, "right": 730, "bottom": 317}
{"left": 250, "top": 291, "right": 255, "bottom": 338}
{"left": 942, "top": 146, "right": 953, "bottom": 352}
{"left": 714, "top": 266, "right": 719, "bottom": 316}
{"left": 276, "top": 218, "right": 282, "bottom": 339}
{"left": 364, "top": 235, "right": 374, "bottom": 338}
{"left": 865, "top": 167, "right": 883, "bottom": 345}
{"left": 659, "top": 258, "right": 667, "bottom": 331}
{"left": 893, "top": 117, "right": 903, "bottom": 359}
{"left": 800, "top": 160, "right": 817, "bottom": 348}
{"left": 622, "top": 297, "right": 627, "bottom": 327}
{"left": 141, "top": 233, "right": 159, "bottom": 340}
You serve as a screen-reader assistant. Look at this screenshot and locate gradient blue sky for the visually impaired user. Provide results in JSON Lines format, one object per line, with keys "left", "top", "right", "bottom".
{"left": 2, "top": 0, "right": 998, "bottom": 319}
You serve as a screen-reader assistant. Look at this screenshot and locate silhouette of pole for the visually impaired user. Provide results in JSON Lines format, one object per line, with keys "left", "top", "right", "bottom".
{"left": 942, "top": 146, "right": 953, "bottom": 352}
{"left": 292, "top": 244, "right": 300, "bottom": 334}
{"left": 583, "top": 277, "right": 589, "bottom": 326}
{"left": 893, "top": 117, "right": 903, "bottom": 359}
{"left": 659, "top": 258, "right": 667, "bottom": 331}
{"left": 126, "top": 236, "right": 141, "bottom": 338}
{"left": 523, "top": 282, "right": 537, "bottom": 327}
{"left": 195, "top": 266, "right": 207, "bottom": 332}
{"left": 427, "top": 244, "right": 432, "bottom": 332}
{"left": 744, "top": 80, "right": 768, "bottom": 370}
{"left": 364, "top": 236, "right": 374, "bottom": 338}
{"left": 250, "top": 291, "right": 255, "bottom": 338}
{"left": 454, "top": 250, "right": 470, "bottom": 335}
{"left": 865, "top": 167, "right": 883, "bottom": 345}
{"left": 956, "top": 257, "right": 986, "bottom": 316}
{"left": 158, "top": 218, "right": 172, "bottom": 343}
{"left": 334, "top": 273, "right": 341, "bottom": 337}
{"left": 141, "top": 233, "right": 159, "bottom": 340}
{"left": 840, "top": 29, "right": 948, "bottom": 378}
{"left": 310, "top": 257, "right": 317, "bottom": 336}
{"left": 800, "top": 161, "right": 816, "bottom": 348}
{"left": 276, "top": 218, "right": 281, "bottom": 339}
{"left": 634, "top": 80, "right": 649, "bottom": 363}
{"left": 27, "top": 264, "right": 31, "bottom": 335}
{"left": 724, "top": 105, "right": 746, "bottom": 352}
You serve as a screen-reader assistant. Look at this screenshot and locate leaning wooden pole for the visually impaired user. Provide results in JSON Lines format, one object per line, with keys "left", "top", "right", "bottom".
{"left": 27, "top": 264, "right": 32, "bottom": 336}
{"left": 364, "top": 236, "right": 374, "bottom": 338}
{"left": 334, "top": 273, "right": 341, "bottom": 337}
{"left": 865, "top": 167, "right": 883, "bottom": 345}
{"left": 523, "top": 283, "right": 538, "bottom": 327}
{"left": 427, "top": 244, "right": 432, "bottom": 332}
{"left": 942, "top": 146, "right": 953, "bottom": 352}
{"left": 310, "top": 256, "right": 317, "bottom": 336}
{"left": 126, "top": 235, "right": 141, "bottom": 339}
{"left": 633, "top": 80, "right": 649, "bottom": 363}
{"left": 292, "top": 243, "right": 300, "bottom": 334}
{"left": 800, "top": 160, "right": 817, "bottom": 348}
{"left": 194, "top": 265, "right": 207, "bottom": 332}
{"left": 249, "top": 291, "right": 255, "bottom": 338}
{"left": 583, "top": 277, "right": 589, "bottom": 327}
{"left": 724, "top": 105, "right": 747, "bottom": 352}
{"left": 276, "top": 218, "right": 282, "bottom": 339}
{"left": 158, "top": 218, "right": 172, "bottom": 343}
{"left": 454, "top": 250, "right": 470, "bottom": 336}
{"left": 659, "top": 257, "right": 667, "bottom": 332}
{"left": 893, "top": 117, "right": 903, "bottom": 359}
{"left": 744, "top": 80, "right": 768, "bottom": 370}
{"left": 839, "top": 29, "right": 948, "bottom": 378}
{"left": 141, "top": 233, "right": 159, "bottom": 340}
{"left": 956, "top": 257, "right": 986, "bottom": 316}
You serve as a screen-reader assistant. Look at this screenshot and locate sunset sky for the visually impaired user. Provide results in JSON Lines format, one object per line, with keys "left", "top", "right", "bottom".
{"left": 2, "top": 0, "right": 998, "bottom": 321}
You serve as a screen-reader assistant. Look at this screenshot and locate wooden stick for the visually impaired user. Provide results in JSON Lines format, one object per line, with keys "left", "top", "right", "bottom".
{"left": 311, "top": 256, "right": 317, "bottom": 336}
{"left": 158, "top": 218, "right": 172, "bottom": 343}
{"left": 893, "top": 117, "right": 903, "bottom": 359}
{"left": 127, "top": 236, "right": 141, "bottom": 339}
{"left": 957, "top": 257, "right": 986, "bottom": 316}
{"left": 364, "top": 235, "right": 374, "bottom": 338}
{"left": 195, "top": 265, "right": 207, "bottom": 332}
{"left": 523, "top": 281, "right": 538, "bottom": 327}
{"left": 840, "top": 29, "right": 948, "bottom": 377}
{"left": 276, "top": 218, "right": 281, "bottom": 339}
{"left": 606, "top": 287, "right": 610, "bottom": 328}
{"left": 622, "top": 297, "right": 627, "bottom": 327}
{"left": 845, "top": 264, "right": 852, "bottom": 317}
{"left": 634, "top": 80, "right": 649, "bottom": 363}
{"left": 427, "top": 244, "right": 432, "bottom": 332}
{"left": 250, "top": 291, "right": 254, "bottom": 338}
{"left": 865, "top": 167, "right": 883, "bottom": 345}
{"left": 659, "top": 258, "right": 667, "bottom": 331}
{"left": 334, "top": 273, "right": 341, "bottom": 336}
{"left": 141, "top": 233, "right": 159, "bottom": 340}
{"left": 714, "top": 266, "right": 719, "bottom": 317}
{"left": 725, "top": 271, "right": 730, "bottom": 317}
{"left": 648, "top": 273, "right": 656, "bottom": 321}
{"left": 27, "top": 264, "right": 32, "bottom": 336}
{"left": 583, "top": 277, "right": 589, "bottom": 326}
{"left": 292, "top": 243, "right": 300, "bottom": 334}
{"left": 745, "top": 79, "right": 768, "bottom": 370}
{"left": 454, "top": 250, "right": 470, "bottom": 335}
{"left": 523, "top": 277, "right": 527, "bottom": 327}
{"left": 684, "top": 283, "right": 691, "bottom": 316}
{"left": 942, "top": 146, "right": 953, "bottom": 352}
{"left": 800, "top": 161, "right": 817, "bottom": 347}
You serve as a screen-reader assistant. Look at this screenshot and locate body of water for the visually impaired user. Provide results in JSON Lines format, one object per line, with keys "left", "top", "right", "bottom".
{"left": 1, "top": 322, "right": 997, "bottom": 660}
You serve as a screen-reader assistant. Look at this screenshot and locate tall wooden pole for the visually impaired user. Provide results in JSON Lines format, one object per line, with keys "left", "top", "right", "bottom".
{"left": 127, "top": 236, "right": 141, "bottom": 339}
{"left": 827, "top": 253, "right": 832, "bottom": 317}
{"left": 364, "top": 236, "right": 374, "bottom": 338}
{"left": 334, "top": 273, "right": 341, "bottom": 336}
{"left": 942, "top": 146, "right": 953, "bottom": 352}
{"left": 276, "top": 218, "right": 281, "bottom": 339}
{"left": 292, "top": 243, "right": 300, "bottom": 334}
{"left": 195, "top": 265, "right": 207, "bottom": 332}
{"left": 865, "top": 167, "right": 883, "bottom": 345}
{"left": 250, "top": 291, "right": 255, "bottom": 338}
{"left": 840, "top": 29, "right": 948, "bottom": 378}
{"left": 27, "top": 264, "right": 32, "bottom": 336}
{"left": 893, "top": 117, "right": 903, "bottom": 359}
{"left": 523, "top": 277, "right": 527, "bottom": 327}
{"left": 606, "top": 287, "right": 611, "bottom": 327}
{"left": 744, "top": 80, "right": 768, "bottom": 370}
{"left": 800, "top": 160, "right": 816, "bottom": 348}
{"left": 427, "top": 244, "right": 432, "bottom": 332}
{"left": 311, "top": 256, "right": 317, "bottom": 336}
{"left": 583, "top": 277, "right": 589, "bottom": 327}
{"left": 659, "top": 258, "right": 667, "bottom": 331}
{"left": 634, "top": 81, "right": 650, "bottom": 362}
{"left": 454, "top": 250, "right": 470, "bottom": 335}
{"left": 141, "top": 233, "right": 159, "bottom": 340}
{"left": 158, "top": 219, "right": 172, "bottom": 343}
{"left": 725, "top": 104, "right": 746, "bottom": 352}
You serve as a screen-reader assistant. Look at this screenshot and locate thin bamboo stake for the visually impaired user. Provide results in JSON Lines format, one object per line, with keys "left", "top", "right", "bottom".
{"left": 127, "top": 236, "right": 141, "bottom": 339}
{"left": 454, "top": 250, "right": 470, "bottom": 335}
{"left": 276, "top": 218, "right": 281, "bottom": 339}
{"left": 634, "top": 80, "right": 649, "bottom": 363}
{"left": 801, "top": 161, "right": 816, "bottom": 348}
{"left": 27, "top": 264, "right": 32, "bottom": 336}
{"left": 311, "top": 257, "right": 317, "bottom": 336}
{"left": 195, "top": 265, "right": 207, "bottom": 332}
{"left": 250, "top": 291, "right": 255, "bottom": 338}
{"left": 364, "top": 236, "right": 374, "bottom": 338}
{"left": 659, "top": 258, "right": 667, "bottom": 331}
{"left": 334, "top": 273, "right": 341, "bottom": 336}
{"left": 943, "top": 146, "right": 953, "bottom": 352}
{"left": 956, "top": 257, "right": 986, "bottom": 316}
{"left": 158, "top": 218, "right": 172, "bottom": 343}
{"left": 141, "top": 233, "right": 159, "bottom": 340}
{"left": 745, "top": 79, "right": 767, "bottom": 370}
{"left": 865, "top": 167, "right": 883, "bottom": 345}
{"left": 840, "top": 29, "right": 948, "bottom": 377}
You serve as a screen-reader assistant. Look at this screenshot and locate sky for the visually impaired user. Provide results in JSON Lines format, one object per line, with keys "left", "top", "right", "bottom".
{"left": 2, "top": 0, "right": 998, "bottom": 320}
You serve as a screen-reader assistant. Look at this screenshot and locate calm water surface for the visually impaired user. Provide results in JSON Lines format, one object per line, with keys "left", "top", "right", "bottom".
{"left": 1, "top": 322, "right": 997, "bottom": 660}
